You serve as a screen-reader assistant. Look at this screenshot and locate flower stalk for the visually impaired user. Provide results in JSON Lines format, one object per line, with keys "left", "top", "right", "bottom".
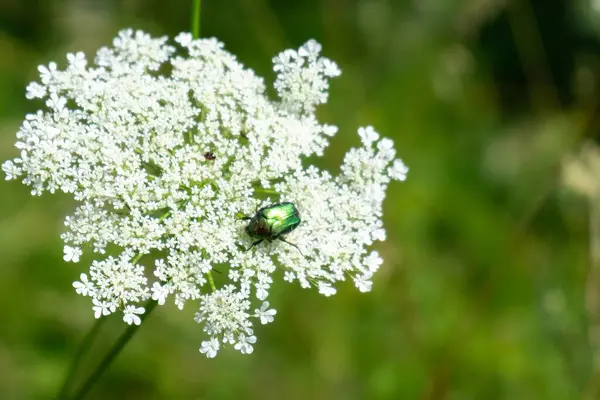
{"left": 56, "top": 317, "right": 106, "bottom": 399}
{"left": 191, "top": 0, "right": 201, "bottom": 39}
{"left": 69, "top": 299, "right": 159, "bottom": 400}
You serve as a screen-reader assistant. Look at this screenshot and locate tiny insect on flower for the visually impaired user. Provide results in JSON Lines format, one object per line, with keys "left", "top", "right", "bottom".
{"left": 240, "top": 202, "right": 302, "bottom": 252}
{"left": 203, "top": 152, "right": 216, "bottom": 161}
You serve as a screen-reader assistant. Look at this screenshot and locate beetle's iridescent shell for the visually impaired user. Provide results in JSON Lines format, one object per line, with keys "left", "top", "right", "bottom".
{"left": 245, "top": 202, "right": 301, "bottom": 240}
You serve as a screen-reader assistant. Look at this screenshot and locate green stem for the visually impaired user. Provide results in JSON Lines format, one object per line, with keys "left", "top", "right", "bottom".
{"left": 69, "top": 300, "right": 159, "bottom": 400}
{"left": 207, "top": 270, "right": 216, "bottom": 291}
{"left": 191, "top": 0, "right": 202, "bottom": 38}
{"left": 56, "top": 317, "right": 107, "bottom": 400}
{"left": 254, "top": 188, "right": 280, "bottom": 195}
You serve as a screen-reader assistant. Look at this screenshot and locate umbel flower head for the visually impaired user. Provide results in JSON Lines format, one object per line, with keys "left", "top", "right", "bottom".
{"left": 2, "top": 29, "right": 408, "bottom": 357}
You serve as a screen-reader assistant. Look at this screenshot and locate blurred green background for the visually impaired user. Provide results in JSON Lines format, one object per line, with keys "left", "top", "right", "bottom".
{"left": 3, "top": 0, "right": 600, "bottom": 399}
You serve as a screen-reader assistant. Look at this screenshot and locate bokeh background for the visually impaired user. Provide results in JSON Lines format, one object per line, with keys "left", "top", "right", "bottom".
{"left": 2, "top": 0, "right": 600, "bottom": 399}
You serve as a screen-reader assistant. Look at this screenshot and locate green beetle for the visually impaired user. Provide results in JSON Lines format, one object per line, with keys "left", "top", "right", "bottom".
{"left": 240, "top": 202, "right": 302, "bottom": 252}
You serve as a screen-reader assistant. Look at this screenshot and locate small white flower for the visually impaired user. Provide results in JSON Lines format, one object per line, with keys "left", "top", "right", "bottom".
{"left": 175, "top": 32, "right": 193, "bottom": 47}
{"left": 61, "top": 180, "right": 77, "bottom": 193}
{"left": 355, "top": 272, "right": 373, "bottom": 293}
{"left": 318, "top": 282, "right": 337, "bottom": 297}
{"left": 372, "top": 228, "right": 386, "bottom": 241}
{"left": 377, "top": 138, "right": 396, "bottom": 161}
{"left": 63, "top": 246, "right": 82, "bottom": 263}
{"left": 283, "top": 272, "right": 295, "bottom": 282}
{"left": 358, "top": 126, "right": 379, "bottom": 146}
{"left": 66, "top": 52, "right": 87, "bottom": 70}
{"left": 123, "top": 305, "right": 145, "bottom": 325}
{"left": 2, "top": 160, "right": 20, "bottom": 180}
{"left": 298, "top": 39, "right": 322, "bottom": 59}
{"left": 92, "top": 298, "right": 116, "bottom": 318}
{"left": 73, "top": 273, "right": 94, "bottom": 296}
{"left": 234, "top": 333, "right": 257, "bottom": 355}
{"left": 321, "top": 59, "right": 341, "bottom": 77}
{"left": 255, "top": 302, "right": 276, "bottom": 325}
{"left": 47, "top": 94, "right": 67, "bottom": 111}
{"left": 25, "top": 82, "right": 46, "bottom": 99}
{"left": 255, "top": 281, "right": 269, "bottom": 300}
{"left": 365, "top": 251, "right": 383, "bottom": 273}
{"left": 38, "top": 62, "right": 57, "bottom": 84}
{"left": 389, "top": 159, "right": 409, "bottom": 181}
{"left": 322, "top": 124, "right": 338, "bottom": 136}
{"left": 151, "top": 282, "right": 169, "bottom": 305}
{"left": 200, "top": 338, "right": 219, "bottom": 358}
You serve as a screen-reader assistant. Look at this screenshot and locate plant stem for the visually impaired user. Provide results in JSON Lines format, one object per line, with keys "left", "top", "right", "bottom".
{"left": 254, "top": 188, "right": 279, "bottom": 195}
{"left": 56, "top": 317, "right": 107, "bottom": 399}
{"left": 207, "top": 270, "right": 216, "bottom": 291}
{"left": 69, "top": 300, "right": 159, "bottom": 400}
{"left": 191, "top": 0, "right": 202, "bottom": 38}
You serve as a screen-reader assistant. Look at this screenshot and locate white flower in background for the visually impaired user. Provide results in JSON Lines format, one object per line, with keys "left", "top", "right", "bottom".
{"left": 2, "top": 29, "right": 408, "bottom": 357}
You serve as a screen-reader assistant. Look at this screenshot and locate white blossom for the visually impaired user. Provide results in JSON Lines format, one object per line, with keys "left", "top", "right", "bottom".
{"left": 255, "top": 301, "right": 276, "bottom": 325}
{"left": 318, "top": 282, "right": 337, "bottom": 297}
{"left": 200, "top": 338, "right": 220, "bottom": 358}
{"left": 358, "top": 126, "right": 379, "bottom": 146}
{"left": 389, "top": 159, "right": 409, "bottom": 181}
{"left": 92, "top": 298, "right": 116, "bottom": 319}
{"left": 151, "top": 282, "right": 169, "bottom": 305}
{"left": 3, "top": 29, "right": 408, "bottom": 356}
{"left": 355, "top": 272, "right": 374, "bottom": 293}
{"left": 123, "top": 305, "right": 145, "bottom": 325}
{"left": 283, "top": 271, "right": 295, "bottom": 282}
{"left": 63, "top": 246, "right": 82, "bottom": 263}
{"left": 234, "top": 333, "right": 257, "bottom": 355}
{"left": 25, "top": 81, "right": 46, "bottom": 99}
{"left": 2, "top": 160, "right": 21, "bottom": 180}
{"left": 255, "top": 281, "right": 270, "bottom": 301}
{"left": 66, "top": 52, "right": 87, "bottom": 70}
{"left": 73, "top": 273, "right": 94, "bottom": 296}
{"left": 365, "top": 251, "right": 384, "bottom": 273}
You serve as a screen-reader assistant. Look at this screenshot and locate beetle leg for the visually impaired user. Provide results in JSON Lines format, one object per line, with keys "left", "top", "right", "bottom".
{"left": 246, "top": 239, "right": 263, "bottom": 252}
{"left": 278, "top": 237, "right": 304, "bottom": 256}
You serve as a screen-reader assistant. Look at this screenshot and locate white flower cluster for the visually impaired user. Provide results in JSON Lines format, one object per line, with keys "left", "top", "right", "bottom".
{"left": 2, "top": 29, "right": 408, "bottom": 357}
